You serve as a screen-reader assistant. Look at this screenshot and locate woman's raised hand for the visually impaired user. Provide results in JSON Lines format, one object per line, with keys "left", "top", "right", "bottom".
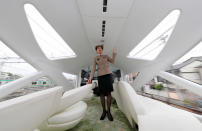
{"left": 113, "top": 48, "right": 117, "bottom": 54}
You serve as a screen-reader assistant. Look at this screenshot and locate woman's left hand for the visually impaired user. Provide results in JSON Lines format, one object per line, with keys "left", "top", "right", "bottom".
{"left": 113, "top": 48, "right": 117, "bottom": 54}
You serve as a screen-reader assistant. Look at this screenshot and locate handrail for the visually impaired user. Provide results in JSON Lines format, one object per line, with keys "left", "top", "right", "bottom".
{"left": 158, "top": 71, "right": 202, "bottom": 97}
{"left": 137, "top": 91, "right": 202, "bottom": 113}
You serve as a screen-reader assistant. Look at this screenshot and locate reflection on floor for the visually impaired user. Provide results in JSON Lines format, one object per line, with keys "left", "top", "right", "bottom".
{"left": 70, "top": 96, "right": 134, "bottom": 131}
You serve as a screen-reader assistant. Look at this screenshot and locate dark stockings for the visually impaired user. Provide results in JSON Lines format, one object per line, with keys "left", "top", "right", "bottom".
{"left": 106, "top": 92, "right": 113, "bottom": 121}
{"left": 100, "top": 93, "right": 106, "bottom": 112}
{"left": 107, "top": 92, "right": 112, "bottom": 113}
{"left": 100, "top": 93, "right": 106, "bottom": 120}
{"left": 100, "top": 92, "right": 113, "bottom": 121}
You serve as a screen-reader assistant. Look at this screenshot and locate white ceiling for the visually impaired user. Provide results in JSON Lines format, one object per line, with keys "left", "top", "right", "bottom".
{"left": 0, "top": 0, "right": 202, "bottom": 90}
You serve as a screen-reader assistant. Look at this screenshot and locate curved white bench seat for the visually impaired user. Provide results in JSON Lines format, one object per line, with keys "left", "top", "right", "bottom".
{"left": 37, "top": 84, "right": 94, "bottom": 131}
{"left": 84, "top": 90, "right": 94, "bottom": 100}
{"left": 112, "top": 81, "right": 202, "bottom": 131}
{"left": 48, "top": 101, "right": 87, "bottom": 124}
{"left": 0, "top": 86, "right": 63, "bottom": 131}
{"left": 138, "top": 95, "right": 202, "bottom": 131}
{"left": 0, "top": 84, "right": 94, "bottom": 131}
{"left": 39, "top": 101, "right": 87, "bottom": 131}
{"left": 58, "top": 83, "right": 94, "bottom": 112}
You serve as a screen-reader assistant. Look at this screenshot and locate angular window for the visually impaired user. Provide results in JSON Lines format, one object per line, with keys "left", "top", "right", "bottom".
{"left": 139, "top": 76, "right": 202, "bottom": 113}
{"left": 0, "top": 76, "right": 55, "bottom": 102}
{"left": 62, "top": 72, "right": 77, "bottom": 87}
{"left": 62, "top": 72, "right": 76, "bottom": 80}
{"left": 170, "top": 41, "right": 202, "bottom": 85}
{"left": 174, "top": 41, "right": 202, "bottom": 65}
{"left": 0, "top": 40, "right": 37, "bottom": 86}
{"left": 128, "top": 10, "right": 181, "bottom": 60}
{"left": 24, "top": 4, "right": 76, "bottom": 60}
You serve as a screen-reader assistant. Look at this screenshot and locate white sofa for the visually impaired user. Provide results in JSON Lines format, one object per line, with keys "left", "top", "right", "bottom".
{"left": 112, "top": 81, "right": 202, "bottom": 131}
{"left": 39, "top": 101, "right": 87, "bottom": 131}
{"left": 38, "top": 83, "right": 94, "bottom": 131}
{"left": 0, "top": 83, "right": 94, "bottom": 131}
{"left": 0, "top": 86, "right": 63, "bottom": 131}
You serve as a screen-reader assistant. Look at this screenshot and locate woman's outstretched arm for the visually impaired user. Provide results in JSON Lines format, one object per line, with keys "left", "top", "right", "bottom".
{"left": 88, "top": 57, "right": 96, "bottom": 83}
{"left": 107, "top": 48, "right": 117, "bottom": 64}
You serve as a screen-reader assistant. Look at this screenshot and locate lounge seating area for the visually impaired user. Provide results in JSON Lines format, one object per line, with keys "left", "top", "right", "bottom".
{"left": 39, "top": 101, "right": 87, "bottom": 131}
{"left": 1, "top": 81, "right": 202, "bottom": 131}
{"left": 0, "top": 83, "right": 94, "bottom": 131}
{"left": 112, "top": 81, "right": 202, "bottom": 131}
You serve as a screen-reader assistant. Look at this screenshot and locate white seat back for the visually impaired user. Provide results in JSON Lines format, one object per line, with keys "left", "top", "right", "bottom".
{"left": 112, "top": 81, "right": 146, "bottom": 126}
{"left": 0, "top": 86, "right": 63, "bottom": 131}
{"left": 58, "top": 84, "right": 93, "bottom": 112}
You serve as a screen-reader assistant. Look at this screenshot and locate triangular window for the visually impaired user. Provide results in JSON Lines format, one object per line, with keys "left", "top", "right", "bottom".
{"left": 24, "top": 4, "right": 76, "bottom": 60}
{"left": 128, "top": 10, "right": 181, "bottom": 60}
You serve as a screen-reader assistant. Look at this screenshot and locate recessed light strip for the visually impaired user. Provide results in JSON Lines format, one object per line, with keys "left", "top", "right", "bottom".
{"left": 102, "top": 20, "right": 106, "bottom": 37}
{"left": 103, "top": 0, "right": 107, "bottom": 12}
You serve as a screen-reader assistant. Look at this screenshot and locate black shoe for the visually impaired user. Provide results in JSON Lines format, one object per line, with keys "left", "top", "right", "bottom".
{"left": 100, "top": 110, "right": 107, "bottom": 120}
{"left": 107, "top": 111, "right": 113, "bottom": 121}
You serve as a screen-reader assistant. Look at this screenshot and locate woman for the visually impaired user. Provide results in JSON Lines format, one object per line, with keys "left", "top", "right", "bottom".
{"left": 88, "top": 44, "right": 116, "bottom": 121}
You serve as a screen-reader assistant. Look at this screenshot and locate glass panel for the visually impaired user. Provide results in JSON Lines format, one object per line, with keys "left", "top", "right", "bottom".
{"left": 0, "top": 76, "right": 56, "bottom": 102}
{"left": 24, "top": 4, "right": 76, "bottom": 60}
{"left": 168, "top": 60, "right": 202, "bottom": 85}
{"left": 174, "top": 41, "right": 202, "bottom": 65}
{"left": 62, "top": 72, "right": 77, "bottom": 87}
{"left": 137, "top": 76, "right": 202, "bottom": 114}
{"left": 0, "top": 41, "right": 37, "bottom": 86}
{"left": 128, "top": 10, "right": 181, "bottom": 60}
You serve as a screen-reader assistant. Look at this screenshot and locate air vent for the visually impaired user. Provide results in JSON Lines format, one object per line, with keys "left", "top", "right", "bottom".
{"left": 103, "top": 0, "right": 107, "bottom": 12}
{"left": 102, "top": 20, "right": 106, "bottom": 37}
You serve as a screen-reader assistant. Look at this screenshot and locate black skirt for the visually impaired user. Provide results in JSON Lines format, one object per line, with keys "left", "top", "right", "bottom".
{"left": 98, "top": 73, "right": 114, "bottom": 96}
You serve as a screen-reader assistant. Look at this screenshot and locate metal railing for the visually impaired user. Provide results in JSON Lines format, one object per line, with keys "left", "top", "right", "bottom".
{"left": 136, "top": 91, "right": 202, "bottom": 114}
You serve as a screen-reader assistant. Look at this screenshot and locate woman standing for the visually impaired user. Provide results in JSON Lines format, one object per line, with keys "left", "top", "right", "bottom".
{"left": 88, "top": 45, "right": 116, "bottom": 121}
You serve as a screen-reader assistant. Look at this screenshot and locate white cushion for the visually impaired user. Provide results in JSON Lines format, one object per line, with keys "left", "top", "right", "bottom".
{"left": 84, "top": 91, "right": 94, "bottom": 100}
{"left": 44, "top": 118, "right": 83, "bottom": 131}
{"left": 48, "top": 101, "right": 87, "bottom": 124}
{"left": 58, "top": 84, "right": 93, "bottom": 112}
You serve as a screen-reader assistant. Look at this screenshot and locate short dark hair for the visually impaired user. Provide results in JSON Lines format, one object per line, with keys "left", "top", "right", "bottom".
{"left": 95, "top": 45, "right": 104, "bottom": 50}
